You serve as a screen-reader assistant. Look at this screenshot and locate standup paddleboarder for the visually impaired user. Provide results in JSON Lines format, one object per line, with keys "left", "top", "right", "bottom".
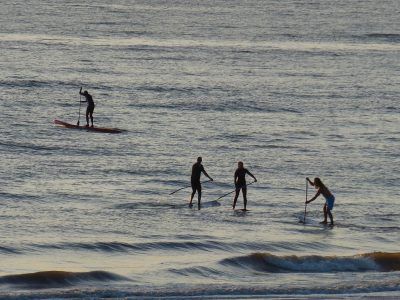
{"left": 305, "top": 177, "right": 335, "bottom": 225}
{"left": 233, "top": 161, "right": 257, "bottom": 211}
{"left": 79, "top": 88, "right": 95, "bottom": 127}
{"left": 190, "top": 157, "right": 213, "bottom": 210}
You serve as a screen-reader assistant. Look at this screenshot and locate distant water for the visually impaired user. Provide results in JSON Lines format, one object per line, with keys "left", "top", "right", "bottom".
{"left": 1, "top": 0, "right": 399, "bottom": 298}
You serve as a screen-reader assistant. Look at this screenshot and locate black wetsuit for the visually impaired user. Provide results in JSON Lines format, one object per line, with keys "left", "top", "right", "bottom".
{"left": 84, "top": 93, "right": 95, "bottom": 114}
{"left": 233, "top": 167, "right": 254, "bottom": 210}
{"left": 191, "top": 162, "right": 204, "bottom": 191}
{"left": 235, "top": 168, "right": 251, "bottom": 189}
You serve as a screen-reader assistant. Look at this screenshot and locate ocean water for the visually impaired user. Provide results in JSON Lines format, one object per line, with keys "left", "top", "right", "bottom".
{"left": 1, "top": 0, "right": 400, "bottom": 298}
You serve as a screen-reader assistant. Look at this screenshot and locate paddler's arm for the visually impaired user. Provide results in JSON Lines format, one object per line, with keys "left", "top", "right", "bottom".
{"left": 246, "top": 170, "right": 257, "bottom": 182}
{"left": 202, "top": 169, "right": 213, "bottom": 181}
{"left": 234, "top": 171, "right": 238, "bottom": 186}
{"left": 306, "top": 189, "right": 321, "bottom": 204}
{"left": 306, "top": 177, "right": 315, "bottom": 186}
{"left": 79, "top": 88, "right": 87, "bottom": 102}
{"left": 79, "top": 87, "right": 87, "bottom": 101}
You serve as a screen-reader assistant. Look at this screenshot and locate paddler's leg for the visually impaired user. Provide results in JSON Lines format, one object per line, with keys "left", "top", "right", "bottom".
{"left": 233, "top": 187, "right": 240, "bottom": 209}
{"left": 189, "top": 182, "right": 196, "bottom": 207}
{"left": 197, "top": 184, "right": 202, "bottom": 210}
{"left": 321, "top": 203, "right": 328, "bottom": 224}
{"left": 327, "top": 208, "right": 334, "bottom": 225}
{"left": 242, "top": 186, "right": 247, "bottom": 210}
{"left": 85, "top": 107, "right": 90, "bottom": 127}
{"left": 326, "top": 198, "right": 334, "bottom": 225}
{"left": 89, "top": 105, "right": 94, "bottom": 127}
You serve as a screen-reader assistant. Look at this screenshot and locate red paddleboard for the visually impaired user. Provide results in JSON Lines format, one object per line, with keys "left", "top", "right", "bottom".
{"left": 54, "top": 119, "right": 124, "bottom": 134}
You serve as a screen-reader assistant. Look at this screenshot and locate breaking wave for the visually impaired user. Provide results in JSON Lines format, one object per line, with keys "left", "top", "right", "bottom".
{"left": 0, "top": 271, "right": 129, "bottom": 288}
{"left": 220, "top": 252, "right": 400, "bottom": 273}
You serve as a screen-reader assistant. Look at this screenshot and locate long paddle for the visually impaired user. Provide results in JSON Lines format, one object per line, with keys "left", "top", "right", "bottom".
{"left": 303, "top": 179, "right": 308, "bottom": 223}
{"left": 169, "top": 179, "right": 212, "bottom": 195}
{"left": 77, "top": 87, "right": 82, "bottom": 126}
{"left": 215, "top": 181, "right": 256, "bottom": 201}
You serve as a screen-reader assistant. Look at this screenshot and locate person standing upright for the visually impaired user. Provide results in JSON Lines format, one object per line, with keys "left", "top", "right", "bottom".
{"left": 233, "top": 161, "right": 257, "bottom": 211}
{"left": 79, "top": 87, "right": 95, "bottom": 127}
{"left": 190, "top": 157, "right": 213, "bottom": 210}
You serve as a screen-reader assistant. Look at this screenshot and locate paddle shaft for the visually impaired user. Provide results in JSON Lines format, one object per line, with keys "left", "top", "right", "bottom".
{"left": 216, "top": 181, "right": 256, "bottom": 201}
{"left": 169, "top": 179, "right": 212, "bottom": 195}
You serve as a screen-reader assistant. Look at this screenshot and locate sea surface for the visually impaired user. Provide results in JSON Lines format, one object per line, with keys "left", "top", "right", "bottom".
{"left": 1, "top": 0, "right": 399, "bottom": 298}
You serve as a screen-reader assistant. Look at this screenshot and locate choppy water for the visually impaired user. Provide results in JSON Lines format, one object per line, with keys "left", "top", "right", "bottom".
{"left": 1, "top": 0, "right": 400, "bottom": 298}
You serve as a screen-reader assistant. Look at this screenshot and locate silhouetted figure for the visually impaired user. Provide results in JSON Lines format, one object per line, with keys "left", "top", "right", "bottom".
{"left": 233, "top": 161, "right": 257, "bottom": 211}
{"left": 79, "top": 88, "right": 95, "bottom": 127}
{"left": 306, "top": 177, "right": 335, "bottom": 225}
{"left": 190, "top": 157, "right": 213, "bottom": 210}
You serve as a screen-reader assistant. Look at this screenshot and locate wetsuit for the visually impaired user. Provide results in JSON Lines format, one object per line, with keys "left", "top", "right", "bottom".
{"left": 84, "top": 93, "right": 95, "bottom": 115}
{"left": 191, "top": 162, "right": 204, "bottom": 193}
{"left": 80, "top": 92, "right": 95, "bottom": 126}
{"left": 235, "top": 168, "right": 251, "bottom": 190}
{"left": 233, "top": 167, "right": 254, "bottom": 210}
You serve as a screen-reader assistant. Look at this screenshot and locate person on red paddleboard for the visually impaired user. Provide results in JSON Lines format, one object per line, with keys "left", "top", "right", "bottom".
{"left": 79, "top": 88, "right": 95, "bottom": 127}
{"left": 233, "top": 161, "right": 257, "bottom": 211}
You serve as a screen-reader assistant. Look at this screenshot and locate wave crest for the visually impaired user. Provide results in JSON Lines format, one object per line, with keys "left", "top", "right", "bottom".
{"left": 0, "top": 270, "right": 128, "bottom": 288}
{"left": 220, "top": 252, "right": 400, "bottom": 273}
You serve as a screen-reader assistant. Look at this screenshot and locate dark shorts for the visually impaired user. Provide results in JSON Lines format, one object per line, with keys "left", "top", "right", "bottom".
{"left": 87, "top": 105, "right": 95, "bottom": 114}
{"left": 191, "top": 181, "right": 201, "bottom": 191}
{"left": 236, "top": 183, "right": 247, "bottom": 192}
